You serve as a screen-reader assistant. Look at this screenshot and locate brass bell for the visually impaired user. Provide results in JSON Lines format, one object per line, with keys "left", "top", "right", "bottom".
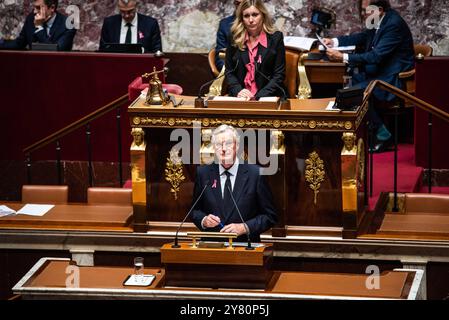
{"left": 142, "top": 67, "right": 169, "bottom": 106}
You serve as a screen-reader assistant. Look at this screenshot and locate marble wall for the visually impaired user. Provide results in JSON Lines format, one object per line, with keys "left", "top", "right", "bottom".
{"left": 1, "top": 0, "right": 449, "bottom": 54}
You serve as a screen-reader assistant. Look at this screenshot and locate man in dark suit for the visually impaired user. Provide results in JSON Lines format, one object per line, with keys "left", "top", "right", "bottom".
{"left": 0, "top": 0, "right": 76, "bottom": 51}
{"left": 325, "top": 0, "right": 414, "bottom": 151}
{"left": 214, "top": 0, "right": 243, "bottom": 71}
{"left": 191, "top": 125, "right": 278, "bottom": 243}
{"left": 99, "top": 0, "right": 162, "bottom": 53}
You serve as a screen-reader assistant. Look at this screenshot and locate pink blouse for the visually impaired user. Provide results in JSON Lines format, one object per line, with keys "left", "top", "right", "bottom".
{"left": 243, "top": 31, "right": 268, "bottom": 97}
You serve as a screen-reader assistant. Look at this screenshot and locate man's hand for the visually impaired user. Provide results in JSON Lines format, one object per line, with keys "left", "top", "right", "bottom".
{"left": 323, "top": 38, "right": 334, "bottom": 48}
{"left": 237, "top": 89, "right": 254, "bottom": 100}
{"left": 202, "top": 214, "right": 222, "bottom": 228}
{"left": 220, "top": 223, "right": 247, "bottom": 236}
{"left": 34, "top": 6, "right": 47, "bottom": 28}
{"left": 326, "top": 48, "right": 344, "bottom": 62}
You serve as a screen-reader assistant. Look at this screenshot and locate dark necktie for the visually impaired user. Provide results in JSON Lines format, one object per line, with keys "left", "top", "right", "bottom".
{"left": 125, "top": 23, "right": 132, "bottom": 44}
{"left": 42, "top": 22, "right": 48, "bottom": 36}
{"left": 223, "top": 170, "right": 233, "bottom": 216}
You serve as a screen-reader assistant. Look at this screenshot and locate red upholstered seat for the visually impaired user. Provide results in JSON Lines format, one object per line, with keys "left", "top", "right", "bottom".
{"left": 128, "top": 77, "right": 183, "bottom": 101}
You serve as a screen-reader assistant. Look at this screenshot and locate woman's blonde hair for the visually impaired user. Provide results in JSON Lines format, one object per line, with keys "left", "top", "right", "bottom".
{"left": 231, "top": 0, "right": 276, "bottom": 51}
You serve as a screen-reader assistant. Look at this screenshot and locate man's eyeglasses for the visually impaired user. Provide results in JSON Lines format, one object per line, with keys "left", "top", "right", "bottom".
{"left": 214, "top": 142, "right": 235, "bottom": 150}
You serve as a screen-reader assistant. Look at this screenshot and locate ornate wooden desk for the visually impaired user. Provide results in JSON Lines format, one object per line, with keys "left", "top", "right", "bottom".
{"left": 13, "top": 257, "right": 423, "bottom": 300}
{"left": 127, "top": 95, "right": 368, "bottom": 239}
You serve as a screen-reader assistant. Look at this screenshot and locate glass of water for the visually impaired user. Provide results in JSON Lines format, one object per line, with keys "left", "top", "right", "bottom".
{"left": 133, "top": 257, "right": 144, "bottom": 283}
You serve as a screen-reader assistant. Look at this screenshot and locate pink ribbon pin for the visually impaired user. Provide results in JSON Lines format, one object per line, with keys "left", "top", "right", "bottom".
{"left": 138, "top": 31, "right": 144, "bottom": 40}
{"left": 212, "top": 179, "right": 217, "bottom": 188}
{"left": 257, "top": 55, "right": 262, "bottom": 64}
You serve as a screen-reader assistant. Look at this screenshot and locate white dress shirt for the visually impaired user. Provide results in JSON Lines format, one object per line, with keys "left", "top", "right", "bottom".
{"left": 119, "top": 14, "right": 138, "bottom": 44}
{"left": 218, "top": 157, "right": 239, "bottom": 198}
{"left": 34, "top": 13, "right": 56, "bottom": 36}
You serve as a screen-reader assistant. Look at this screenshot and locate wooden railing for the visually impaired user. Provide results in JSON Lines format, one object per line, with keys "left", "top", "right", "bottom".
{"left": 363, "top": 80, "right": 449, "bottom": 211}
{"left": 363, "top": 79, "right": 449, "bottom": 122}
{"left": 23, "top": 93, "right": 129, "bottom": 187}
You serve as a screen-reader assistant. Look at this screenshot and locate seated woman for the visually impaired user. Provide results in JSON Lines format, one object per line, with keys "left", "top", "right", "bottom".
{"left": 225, "top": 0, "right": 287, "bottom": 100}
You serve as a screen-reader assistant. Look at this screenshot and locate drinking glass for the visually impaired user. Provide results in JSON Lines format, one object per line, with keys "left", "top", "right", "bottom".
{"left": 133, "top": 257, "right": 144, "bottom": 283}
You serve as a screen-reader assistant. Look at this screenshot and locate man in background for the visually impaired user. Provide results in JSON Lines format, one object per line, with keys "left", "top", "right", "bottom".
{"left": 324, "top": 0, "right": 414, "bottom": 152}
{"left": 214, "top": 0, "right": 243, "bottom": 71}
{"left": 0, "top": 0, "right": 76, "bottom": 51}
{"left": 99, "top": 0, "right": 162, "bottom": 53}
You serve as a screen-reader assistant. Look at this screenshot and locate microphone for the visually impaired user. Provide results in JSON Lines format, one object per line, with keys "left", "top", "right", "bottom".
{"left": 254, "top": 62, "right": 289, "bottom": 108}
{"left": 172, "top": 181, "right": 209, "bottom": 248}
{"left": 226, "top": 185, "right": 254, "bottom": 250}
{"left": 195, "top": 59, "right": 240, "bottom": 108}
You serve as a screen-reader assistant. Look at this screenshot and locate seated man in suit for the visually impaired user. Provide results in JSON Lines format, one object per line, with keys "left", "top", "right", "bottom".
{"left": 191, "top": 124, "right": 278, "bottom": 243}
{"left": 214, "top": 0, "right": 243, "bottom": 71}
{"left": 324, "top": 0, "right": 414, "bottom": 152}
{"left": 0, "top": 0, "right": 76, "bottom": 51}
{"left": 99, "top": 0, "right": 162, "bottom": 53}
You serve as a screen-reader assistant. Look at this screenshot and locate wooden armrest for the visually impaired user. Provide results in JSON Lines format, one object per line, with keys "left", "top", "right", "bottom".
{"left": 398, "top": 69, "right": 415, "bottom": 79}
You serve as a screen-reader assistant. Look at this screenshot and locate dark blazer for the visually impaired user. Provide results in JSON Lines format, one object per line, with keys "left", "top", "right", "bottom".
{"left": 191, "top": 163, "right": 278, "bottom": 243}
{"left": 338, "top": 9, "right": 414, "bottom": 101}
{"left": 99, "top": 13, "right": 162, "bottom": 53}
{"left": 225, "top": 30, "right": 287, "bottom": 99}
{"left": 0, "top": 12, "right": 76, "bottom": 51}
{"left": 214, "top": 15, "right": 235, "bottom": 70}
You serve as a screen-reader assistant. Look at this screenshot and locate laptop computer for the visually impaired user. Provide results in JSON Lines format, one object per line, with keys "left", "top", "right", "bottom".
{"left": 100, "top": 43, "right": 143, "bottom": 54}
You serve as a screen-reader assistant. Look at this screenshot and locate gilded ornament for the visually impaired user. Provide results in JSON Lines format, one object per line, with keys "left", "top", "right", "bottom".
{"left": 165, "top": 147, "right": 185, "bottom": 200}
{"left": 357, "top": 138, "right": 365, "bottom": 185}
{"left": 133, "top": 117, "right": 141, "bottom": 125}
{"left": 308, "top": 120, "right": 317, "bottom": 129}
{"left": 202, "top": 118, "right": 210, "bottom": 127}
{"left": 305, "top": 151, "right": 325, "bottom": 205}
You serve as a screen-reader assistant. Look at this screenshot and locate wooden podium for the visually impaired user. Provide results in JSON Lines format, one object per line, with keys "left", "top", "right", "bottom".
{"left": 160, "top": 242, "right": 273, "bottom": 289}
{"left": 128, "top": 95, "right": 369, "bottom": 238}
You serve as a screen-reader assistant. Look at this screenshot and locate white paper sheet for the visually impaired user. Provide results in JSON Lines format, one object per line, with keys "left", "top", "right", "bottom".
{"left": 0, "top": 205, "right": 16, "bottom": 217}
{"left": 284, "top": 36, "right": 317, "bottom": 51}
{"left": 259, "top": 96, "right": 279, "bottom": 102}
{"left": 325, "top": 100, "right": 339, "bottom": 111}
{"left": 123, "top": 274, "right": 155, "bottom": 286}
{"left": 16, "top": 204, "right": 55, "bottom": 216}
{"left": 212, "top": 96, "right": 247, "bottom": 101}
{"left": 318, "top": 45, "right": 356, "bottom": 52}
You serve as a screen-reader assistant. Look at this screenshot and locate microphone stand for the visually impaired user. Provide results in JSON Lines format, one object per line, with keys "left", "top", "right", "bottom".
{"left": 195, "top": 60, "right": 240, "bottom": 108}
{"left": 227, "top": 185, "right": 254, "bottom": 250}
{"left": 172, "top": 182, "right": 208, "bottom": 248}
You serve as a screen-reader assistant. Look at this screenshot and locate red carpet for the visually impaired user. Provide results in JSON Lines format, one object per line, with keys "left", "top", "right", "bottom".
{"left": 368, "top": 144, "right": 423, "bottom": 210}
